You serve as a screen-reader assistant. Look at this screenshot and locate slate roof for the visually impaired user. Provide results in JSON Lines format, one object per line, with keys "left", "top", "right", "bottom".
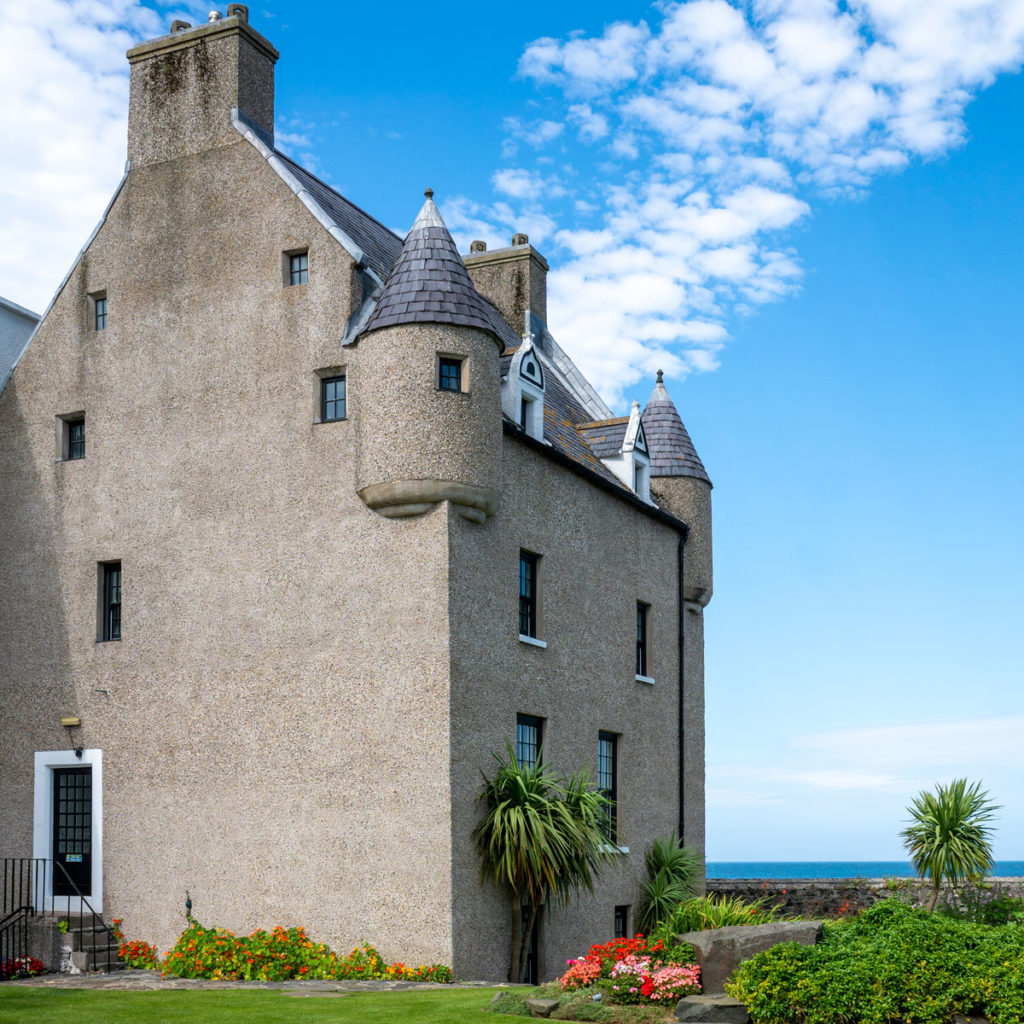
{"left": 641, "top": 373, "right": 711, "bottom": 484}
{"left": 360, "top": 194, "right": 499, "bottom": 338}
{"left": 578, "top": 419, "right": 629, "bottom": 460}
{"left": 276, "top": 153, "right": 402, "bottom": 281}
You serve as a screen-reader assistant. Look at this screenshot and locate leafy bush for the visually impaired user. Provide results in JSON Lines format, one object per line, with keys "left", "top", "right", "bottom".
{"left": 726, "top": 899, "right": 1024, "bottom": 1024}
{"left": 161, "top": 919, "right": 452, "bottom": 982}
{"left": 653, "top": 893, "right": 784, "bottom": 940}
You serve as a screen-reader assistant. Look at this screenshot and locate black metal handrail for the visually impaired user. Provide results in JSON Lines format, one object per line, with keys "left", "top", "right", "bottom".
{"left": 1, "top": 858, "right": 116, "bottom": 976}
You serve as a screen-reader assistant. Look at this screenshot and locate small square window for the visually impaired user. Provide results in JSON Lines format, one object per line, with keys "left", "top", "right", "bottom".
{"left": 438, "top": 357, "right": 463, "bottom": 392}
{"left": 288, "top": 251, "right": 308, "bottom": 286}
{"left": 320, "top": 376, "right": 346, "bottom": 422}
{"left": 99, "top": 562, "right": 121, "bottom": 642}
{"left": 58, "top": 414, "right": 86, "bottom": 461}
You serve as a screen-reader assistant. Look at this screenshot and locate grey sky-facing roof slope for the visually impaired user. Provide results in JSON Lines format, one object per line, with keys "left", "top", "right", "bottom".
{"left": 641, "top": 373, "right": 711, "bottom": 484}
{"left": 360, "top": 193, "right": 499, "bottom": 338}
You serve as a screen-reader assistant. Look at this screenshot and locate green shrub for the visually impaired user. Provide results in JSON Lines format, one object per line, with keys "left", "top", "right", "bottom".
{"left": 653, "top": 894, "right": 784, "bottom": 941}
{"left": 726, "top": 899, "right": 1024, "bottom": 1024}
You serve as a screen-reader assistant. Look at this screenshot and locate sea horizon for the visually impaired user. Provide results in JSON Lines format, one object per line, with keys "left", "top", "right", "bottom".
{"left": 706, "top": 860, "right": 1024, "bottom": 879}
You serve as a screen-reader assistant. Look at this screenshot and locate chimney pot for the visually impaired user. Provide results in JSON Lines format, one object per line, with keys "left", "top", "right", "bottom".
{"left": 226, "top": 3, "right": 249, "bottom": 20}
{"left": 208, "top": 10, "right": 222, "bottom": 22}
{"left": 470, "top": 240, "right": 487, "bottom": 253}
{"left": 170, "top": 20, "right": 192, "bottom": 32}
{"left": 512, "top": 233, "right": 528, "bottom": 246}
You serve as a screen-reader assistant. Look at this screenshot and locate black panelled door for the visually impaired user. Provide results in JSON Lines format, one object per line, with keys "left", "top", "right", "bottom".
{"left": 53, "top": 767, "right": 92, "bottom": 896}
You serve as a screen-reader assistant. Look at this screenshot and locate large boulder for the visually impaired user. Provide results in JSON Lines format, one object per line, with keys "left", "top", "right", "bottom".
{"left": 677, "top": 920, "right": 824, "bottom": 994}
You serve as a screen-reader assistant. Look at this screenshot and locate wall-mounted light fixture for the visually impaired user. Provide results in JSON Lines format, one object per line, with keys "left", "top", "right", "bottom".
{"left": 60, "top": 716, "right": 83, "bottom": 759}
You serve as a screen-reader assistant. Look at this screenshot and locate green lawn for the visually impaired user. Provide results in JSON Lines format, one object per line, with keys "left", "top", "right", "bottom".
{"left": 0, "top": 986, "right": 507, "bottom": 1024}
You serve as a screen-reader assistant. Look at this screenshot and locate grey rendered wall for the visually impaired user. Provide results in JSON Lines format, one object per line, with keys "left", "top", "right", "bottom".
{"left": 0, "top": 136, "right": 456, "bottom": 966}
{"left": 446, "top": 439, "right": 691, "bottom": 981}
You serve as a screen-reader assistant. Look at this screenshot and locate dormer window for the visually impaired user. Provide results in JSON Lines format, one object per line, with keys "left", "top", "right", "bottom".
{"left": 592, "top": 400, "right": 653, "bottom": 503}
{"left": 502, "top": 334, "right": 546, "bottom": 441}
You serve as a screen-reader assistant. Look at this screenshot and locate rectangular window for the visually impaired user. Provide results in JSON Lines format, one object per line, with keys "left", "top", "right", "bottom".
{"left": 289, "top": 251, "right": 308, "bottom": 286}
{"left": 519, "top": 551, "right": 538, "bottom": 638}
{"left": 636, "top": 602, "right": 649, "bottom": 677}
{"left": 67, "top": 418, "right": 85, "bottom": 460}
{"left": 438, "top": 357, "right": 463, "bottom": 392}
{"left": 100, "top": 562, "right": 121, "bottom": 642}
{"left": 520, "top": 396, "right": 529, "bottom": 429}
{"left": 320, "top": 376, "right": 346, "bottom": 422}
{"left": 614, "top": 905, "right": 629, "bottom": 939}
{"left": 516, "top": 714, "right": 543, "bottom": 770}
{"left": 598, "top": 731, "right": 618, "bottom": 843}
{"left": 93, "top": 296, "right": 107, "bottom": 331}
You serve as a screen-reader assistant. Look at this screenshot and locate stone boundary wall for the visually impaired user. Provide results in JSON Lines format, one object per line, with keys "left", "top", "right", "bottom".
{"left": 706, "top": 878, "right": 1024, "bottom": 918}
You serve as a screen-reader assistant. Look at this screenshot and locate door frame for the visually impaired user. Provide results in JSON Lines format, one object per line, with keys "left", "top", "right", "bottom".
{"left": 33, "top": 749, "right": 103, "bottom": 912}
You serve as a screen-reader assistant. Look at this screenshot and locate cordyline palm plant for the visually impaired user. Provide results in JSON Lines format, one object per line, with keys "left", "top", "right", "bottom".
{"left": 473, "top": 744, "right": 614, "bottom": 983}
{"left": 901, "top": 778, "right": 999, "bottom": 912}
{"left": 636, "top": 834, "right": 700, "bottom": 935}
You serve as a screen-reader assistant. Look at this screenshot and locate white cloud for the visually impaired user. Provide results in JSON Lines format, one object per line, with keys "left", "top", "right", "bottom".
{"left": 0, "top": 1, "right": 208, "bottom": 312}
{"left": 499, "top": 0, "right": 1024, "bottom": 405}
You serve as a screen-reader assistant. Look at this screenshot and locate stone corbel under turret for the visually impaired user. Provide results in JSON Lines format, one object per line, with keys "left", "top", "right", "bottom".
{"left": 357, "top": 480, "right": 497, "bottom": 524}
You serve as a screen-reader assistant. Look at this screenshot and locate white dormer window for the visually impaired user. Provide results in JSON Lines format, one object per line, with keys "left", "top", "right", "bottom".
{"left": 599, "top": 400, "right": 653, "bottom": 503}
{"left": 502, "top": 334, "right": 545, "bottom": 441}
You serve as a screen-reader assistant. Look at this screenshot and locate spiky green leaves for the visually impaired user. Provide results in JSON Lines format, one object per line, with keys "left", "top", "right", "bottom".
{"left": 901, "top": 778, "right": 999, "bottom": 912}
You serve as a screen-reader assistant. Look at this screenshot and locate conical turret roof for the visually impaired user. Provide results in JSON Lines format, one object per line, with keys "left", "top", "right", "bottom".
{"left": 641, "top": 371, "right": 711, "bottom": 484}
{"left": 360, "top": 190, "right": 498, "bottom": 338}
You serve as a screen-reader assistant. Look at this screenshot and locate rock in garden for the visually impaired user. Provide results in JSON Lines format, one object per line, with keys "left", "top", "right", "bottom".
{"left": 525, "top": 997, "right": 561, "bottom": 1018}
{"left": 677, "top": 920, "right": 824, "bottom": 994}
{"left": 675, "top": 994, "right": 751, "bottom": 1022}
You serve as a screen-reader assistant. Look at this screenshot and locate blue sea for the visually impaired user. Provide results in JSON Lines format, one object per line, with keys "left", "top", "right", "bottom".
{"left": 706, "top": 861, "right": 1024, "bottom": 879}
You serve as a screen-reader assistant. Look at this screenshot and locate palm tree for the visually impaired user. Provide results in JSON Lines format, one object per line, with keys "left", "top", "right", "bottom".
{"left": 901, "top": 778, "right": 999, "bottom": 912}
{"left": 473, "top": 744, "right": 614, "bottom": 982}
{"left": 636, "top": 834, "right": 700, "bottom": 935}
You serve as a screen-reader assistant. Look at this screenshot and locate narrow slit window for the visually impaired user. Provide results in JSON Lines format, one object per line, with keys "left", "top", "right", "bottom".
{"left": 519, "top": 551, "right": 538, "bottom": 638}
{"left": 101, "top": 562, "right": 121, "bottom": 642}
{"left": 636, "top": 602, "right": 649, "bottom": 677}
{"left": 67, "top": 418, "right": 85, "bottom": 461}
{"left": 598, "top": 731, "right": 618, "bottom": 843}
{"left": 614, "top": 905, "right": 629, "bottom": 939}
{"left": 94, "top": 297, "right": 107, "bottom": 331}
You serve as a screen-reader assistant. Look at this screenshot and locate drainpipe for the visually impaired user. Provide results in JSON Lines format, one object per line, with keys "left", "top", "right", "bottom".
{"left": 677, "top": 530, "right": 688, "bottom": 840}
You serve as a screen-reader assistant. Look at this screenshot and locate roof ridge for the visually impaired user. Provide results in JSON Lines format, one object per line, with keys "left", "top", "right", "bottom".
{"left": 578, "top": 416, "right": 629, "bottom": 429}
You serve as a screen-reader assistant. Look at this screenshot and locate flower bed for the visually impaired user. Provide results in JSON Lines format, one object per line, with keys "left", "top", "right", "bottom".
{"left": 113, "top": 917, "right": 452, "bottom": 983}
{"left": 0, "top": 955, "right": 45, "bottom": 980}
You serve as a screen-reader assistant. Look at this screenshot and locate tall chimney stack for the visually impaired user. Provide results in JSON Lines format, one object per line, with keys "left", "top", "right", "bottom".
{"left": 125, "top": 7, "right": 278, "bottom": 168}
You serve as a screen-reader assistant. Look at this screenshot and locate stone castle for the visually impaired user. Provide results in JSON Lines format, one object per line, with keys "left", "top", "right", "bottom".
{"left": 0, "top": 7, "right": 712, "bottom": 981}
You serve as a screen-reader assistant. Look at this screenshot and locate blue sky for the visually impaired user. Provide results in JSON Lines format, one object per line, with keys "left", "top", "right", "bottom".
{"left": 2, "top": 1, "right": 1022, "bottom": 860}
